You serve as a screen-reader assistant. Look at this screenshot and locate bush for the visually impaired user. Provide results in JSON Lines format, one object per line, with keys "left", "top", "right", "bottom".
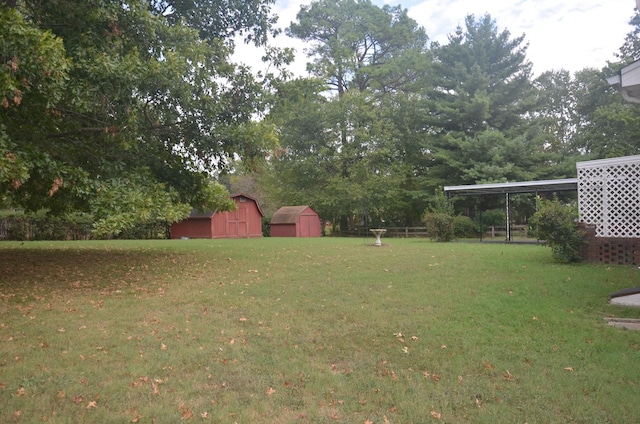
{"left": 530, "top": 198, "right": 585, "bottom": 263}
{"left": 423, "top": 212, "right": 454, "bottom": 242}
{"left": 262, "top": 216, "right": 271, "bottom": 237}
{"left": 474, "top": 209, "right": 505, "bottom": 233}
{"left": 453, "top": 215, "right": 477, "bottom": 238}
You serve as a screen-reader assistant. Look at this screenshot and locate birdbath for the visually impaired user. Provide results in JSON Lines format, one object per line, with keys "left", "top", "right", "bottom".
{"left": 370, "top": 228, "right": 387, "bottom": 246}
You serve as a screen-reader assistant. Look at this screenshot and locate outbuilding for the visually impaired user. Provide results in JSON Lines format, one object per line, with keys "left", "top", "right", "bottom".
{"left": 270, "top": 206, "right": 322, "bottom": 237}
{"left": 170, "top": 193, "right": 264, "bottom": 239}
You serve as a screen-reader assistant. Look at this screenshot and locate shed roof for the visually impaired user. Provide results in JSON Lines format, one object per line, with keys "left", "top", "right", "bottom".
{"left": 187, "top": 193, "right": 264, "bottom": 218}
{"left": 444, "top": 178, "right": 578, "bottom": 196}
{"left": 232, "top": 193, "right": 265, "bottom": 217}
{"left": 270, "top": 206, "right": 314, "bottom": 224}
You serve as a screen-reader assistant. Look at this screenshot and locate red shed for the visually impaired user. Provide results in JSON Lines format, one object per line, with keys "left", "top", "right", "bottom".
{"left": 170, "top": 193, "right": 264, "bottom": 239}
{"left": 270, "top": 206, "right": 322, "bottom": 237}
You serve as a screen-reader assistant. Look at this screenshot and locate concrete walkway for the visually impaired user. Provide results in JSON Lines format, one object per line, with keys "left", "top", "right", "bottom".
{"left": 605, "top": 318, "right": 640, "bottom": 330}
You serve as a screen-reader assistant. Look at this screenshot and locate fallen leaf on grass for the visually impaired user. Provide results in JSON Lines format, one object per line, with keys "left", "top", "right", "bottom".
{"left": 265, "top": 387, "right": 276, "bottom": 395}
{"left": 86, "top": 400, "right": 97, "bottom": 409}
{"left": 161, "top": 343, "right": 167, "bottom": 350}
{"left": 15, "top": 387, "right": 25, "bottom": 396}
{"left": 564, "top": 367, "right": 574, "bottom": 372}
{"left": 430, "top": 410, "right": 442, "bottom": 419}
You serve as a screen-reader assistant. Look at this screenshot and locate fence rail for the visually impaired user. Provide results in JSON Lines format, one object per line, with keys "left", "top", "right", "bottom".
{"left": 335, "top": 226, "right": 430, "bottom": 238}
{"left": 335, "top": 224, "right": 532, "bottom": 240}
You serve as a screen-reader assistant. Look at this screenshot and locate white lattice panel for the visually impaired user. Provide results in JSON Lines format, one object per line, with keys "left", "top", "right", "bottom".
{"left": 577, "top": 156, "right": 640, "bottom": 238}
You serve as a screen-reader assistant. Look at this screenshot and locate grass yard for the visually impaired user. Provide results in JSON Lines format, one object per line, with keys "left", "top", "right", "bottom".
{"left": 1, "top": 237, "right": 639, "bottom": 423}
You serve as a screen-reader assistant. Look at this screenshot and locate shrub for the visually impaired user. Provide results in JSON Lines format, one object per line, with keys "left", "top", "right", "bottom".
{"left": 530, "top": 198, "right": 585, "bottom": 263}
{"left": 474, "top": 209, "right": 505, "bottom": 233}
{"left": 423, "top": 189, "right": 455, "bottom": 242}
{"left": 453, "top": 215, "right": 477, "bottom": 238}
{"left": 423, "top": 212, "right": 454, "bottom": 242}
{"left": 262, "top": 216, "right": 271, "bottom": 237}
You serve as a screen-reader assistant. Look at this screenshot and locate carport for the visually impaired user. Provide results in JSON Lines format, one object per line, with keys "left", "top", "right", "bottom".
{"left": 444, "top": 178, "right": 578, "bottom": 241}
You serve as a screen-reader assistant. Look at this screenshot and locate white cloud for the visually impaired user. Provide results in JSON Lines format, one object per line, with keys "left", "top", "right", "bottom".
{"left": 405, "top": 0, "right": 634, "bottom": 74}
{"left": 232, "top": 0, "right": 636, "bottom": 77}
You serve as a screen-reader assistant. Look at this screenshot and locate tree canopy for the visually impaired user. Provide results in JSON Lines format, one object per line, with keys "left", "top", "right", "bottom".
{"left": 260, "top": 4, "right": 640, "bottom": 229}
{"left": 4, "top": 0, "right": 640, "bottom": 234}
{"left": 1, "top": 0, "right": 278, "bottom": 235}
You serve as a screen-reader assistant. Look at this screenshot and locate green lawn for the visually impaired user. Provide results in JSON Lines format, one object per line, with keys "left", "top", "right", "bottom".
{"left": 1, "top": 238, "right": 639, "bottom": 423}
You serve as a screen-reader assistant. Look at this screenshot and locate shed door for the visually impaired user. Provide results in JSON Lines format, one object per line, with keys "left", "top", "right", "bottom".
{"left": 227, "top": 207, "right": 248, "bottom": 237}
{"left": 299, "top": 215, "right": 313, "bottom": 237}
{"left": 237, "top": 207, "right": 248, "bottom": 237}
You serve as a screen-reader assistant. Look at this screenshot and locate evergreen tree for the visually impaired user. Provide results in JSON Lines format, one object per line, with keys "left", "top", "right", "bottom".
{"left": 425, "top": 14, "right": 551, "bottom": 190}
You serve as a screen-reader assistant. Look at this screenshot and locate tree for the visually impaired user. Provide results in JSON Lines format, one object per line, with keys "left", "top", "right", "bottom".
{"left": 424, "top": 14, "right": 555, "bottom": 192}
{"left": 566, "top": 12, "right": 640, "bottom": 159}
{"left": 287, "top": 0, "right": 429, "bottom": 96}
{"left": 429, "top": 14, "right": 534, "bottom": 137}
{"left": 0, "top": 0, "right": 278, "bottom": 235}
{"left": 533, "top": 70, "right": 579, "bottom": 158}
{"left": 617, "top": 10, "right": 640, "bottom": 63}
{"left": 573, "top": 67, "right": 640, "bottom": 158}
{"left": 270, "top": 0, "right": 430, "bottom": 227}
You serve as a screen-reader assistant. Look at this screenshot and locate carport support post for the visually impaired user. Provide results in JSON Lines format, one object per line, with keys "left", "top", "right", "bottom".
{"left": 505, "top": 192, "right": 511, "bottom": 241}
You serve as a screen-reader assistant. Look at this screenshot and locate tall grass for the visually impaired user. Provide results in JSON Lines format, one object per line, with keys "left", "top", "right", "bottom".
{"left": 1, "top": 238, "right": 639, "bottom": 423}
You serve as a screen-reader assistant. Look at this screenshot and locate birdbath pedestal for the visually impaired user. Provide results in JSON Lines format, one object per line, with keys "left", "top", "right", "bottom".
{"left": 370, "top": 229, "right": 387, "bottom": 246}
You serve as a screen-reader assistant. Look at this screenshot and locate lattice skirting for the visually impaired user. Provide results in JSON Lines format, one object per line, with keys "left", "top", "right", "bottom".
{"left": 579, "top": 224, "right": 640, "bottom": 265}
{"left": 577, "top": 157, "right": 640, "bottom": 238}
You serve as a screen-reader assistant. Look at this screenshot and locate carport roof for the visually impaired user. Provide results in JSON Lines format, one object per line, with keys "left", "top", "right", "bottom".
{"left": 444, "top": 178, "right": 578, "bottom": 196}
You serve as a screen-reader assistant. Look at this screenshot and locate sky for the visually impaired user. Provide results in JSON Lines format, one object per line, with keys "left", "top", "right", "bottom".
{"left": 233, "top": 0, "right": 638, "bottom": 78}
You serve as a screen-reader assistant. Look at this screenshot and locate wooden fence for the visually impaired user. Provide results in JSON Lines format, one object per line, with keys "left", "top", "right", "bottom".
{"left": 335, "top": 226, "right": 430, "bottom": 238}
{"left": 335, "top": 224, "right": 532, "bottom": 240}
